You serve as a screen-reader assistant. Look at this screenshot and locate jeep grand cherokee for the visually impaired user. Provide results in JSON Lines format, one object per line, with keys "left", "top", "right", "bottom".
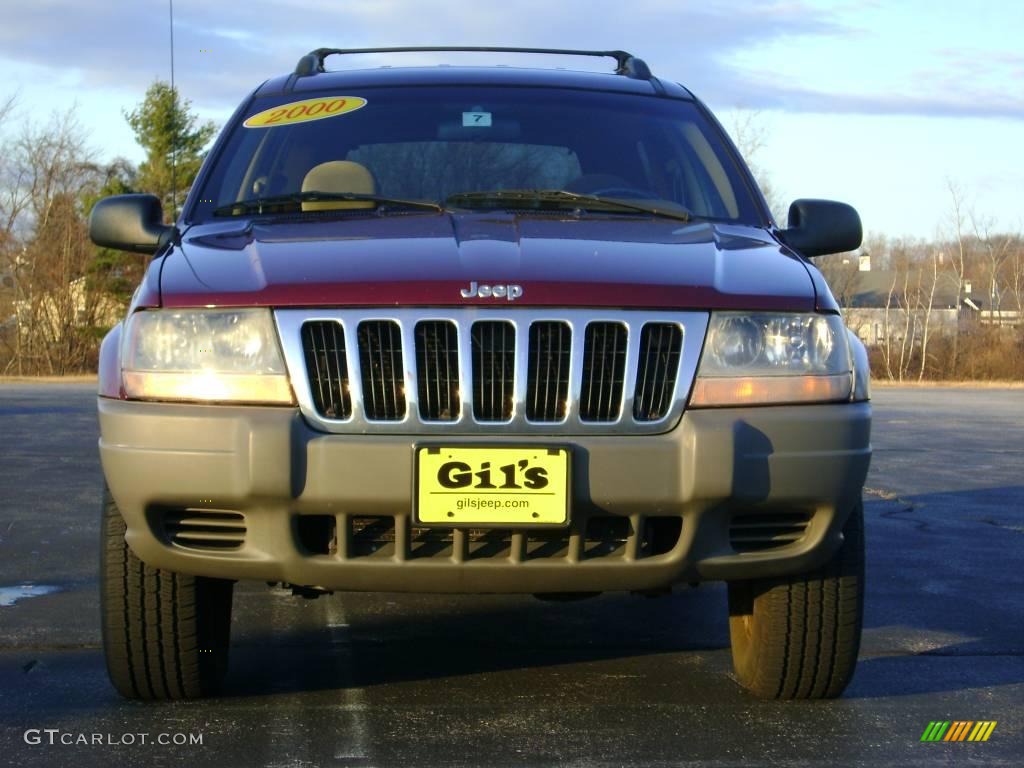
{"left": 90, "top": 47, "right": 871, "bottom": 701}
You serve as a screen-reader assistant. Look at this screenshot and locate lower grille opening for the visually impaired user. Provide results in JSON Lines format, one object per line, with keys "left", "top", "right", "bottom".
{"left": 642, "top": 517, "right": 683, "bottom": 556}
{"left": 584, "top": 516, "right": 632, "bottom": 559}
{"left": 162, "top": 509, "right": 246, "bottom": 551}
{"left": 467, "top": 529, "right": 512, "bottom": 559}
{"left": 526, "top": 532, "right": 570, "bottom": 560}
{"left": 351, "top": 516, "right": 396, "bottom": 557}
{"left": 730, "top": 511, "right": 812, "bottom": 553}
{"left": 295, "top": 515, "right": 336, "bottom": 556}
{"left": 410, "top": 526, "right": 454, "bottom": 559}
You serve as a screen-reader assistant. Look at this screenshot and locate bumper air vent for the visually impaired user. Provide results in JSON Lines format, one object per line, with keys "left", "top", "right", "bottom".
{"left": 730, "top": 511, "right": 812, "bottom": 553}
{"left": 163, "top": 509, "right": 246, "bottom": 551}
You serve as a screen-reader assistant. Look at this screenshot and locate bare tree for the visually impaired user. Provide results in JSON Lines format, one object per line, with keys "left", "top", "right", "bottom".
{"left": 0, "top": 108, "right": 105, "bottom": 374}
{"left": 944, "top": 180, "right": 970, "bottom": 377}
{"left": 816, "top": 252, "right": 861, "bottom": 307}
{"left": 969, "top": 212, "right": 1014, "bottom": 323}
{"left": 726, "top": 110, "right": 786, "bottom": 222}
{"left": 918, "top": 249, "right": 939, "bottom": 381}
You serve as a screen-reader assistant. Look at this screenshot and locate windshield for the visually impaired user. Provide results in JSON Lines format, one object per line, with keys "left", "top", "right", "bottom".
{"left": 190, "top": 85, "right": 764, "bottom": 224}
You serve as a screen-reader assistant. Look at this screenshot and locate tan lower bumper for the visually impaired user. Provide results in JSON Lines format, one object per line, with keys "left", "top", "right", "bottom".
{"left": 98, "top": 397, "right": 871, "bottom": 592}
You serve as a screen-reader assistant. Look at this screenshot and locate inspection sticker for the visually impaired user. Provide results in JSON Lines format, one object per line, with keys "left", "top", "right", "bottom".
{"left": 243, "top": 97, "right": 367, "bottom": 128}
{"left": 462, "top": 111, "right": 492, "bottom": 127}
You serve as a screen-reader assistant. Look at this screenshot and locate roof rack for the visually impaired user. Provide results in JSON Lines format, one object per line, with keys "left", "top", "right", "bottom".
{"left": 293, "top": 47, "right": 653, "bottom": 80}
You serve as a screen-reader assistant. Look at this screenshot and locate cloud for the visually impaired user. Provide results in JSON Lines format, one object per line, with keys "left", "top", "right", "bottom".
{"left": 0, "top": 0, "right": 1020, "bottom": 120}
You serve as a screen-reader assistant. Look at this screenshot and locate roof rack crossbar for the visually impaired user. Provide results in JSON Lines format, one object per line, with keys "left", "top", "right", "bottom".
{"left": 293, "top": 46, "right": 653, "bottom": 80}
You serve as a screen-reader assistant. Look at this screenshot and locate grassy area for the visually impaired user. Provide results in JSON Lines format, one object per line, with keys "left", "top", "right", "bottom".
{"left": 871, "top": 379, "right": 1024, "bottom": 388}
{"left": 0, "top": 375, "right": 98, "bottom": 384}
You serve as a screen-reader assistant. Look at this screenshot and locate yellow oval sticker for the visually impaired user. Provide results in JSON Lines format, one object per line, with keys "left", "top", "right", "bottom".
{"left": 242, "top": 96, "right": 367, "bottom": 128}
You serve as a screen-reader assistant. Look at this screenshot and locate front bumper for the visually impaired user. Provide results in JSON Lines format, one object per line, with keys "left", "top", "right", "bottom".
{"left": 98, "top": 398, "right": 871, "bottom": 593}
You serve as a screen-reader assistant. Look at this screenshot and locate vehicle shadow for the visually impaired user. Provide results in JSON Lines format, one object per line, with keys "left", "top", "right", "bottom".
{"left": 224, "top": 583, "right": 731, "bottom": 698}
{"left": 219, "top": 486, "right": 1023, "bottom": 701}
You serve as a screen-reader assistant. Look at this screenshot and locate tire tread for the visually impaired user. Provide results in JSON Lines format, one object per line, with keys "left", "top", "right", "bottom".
{"left": 100, "top": 488, "right": 232, "bottom": 700}
{"left": 729, "top": 500, "right": 865, "bottom": 700}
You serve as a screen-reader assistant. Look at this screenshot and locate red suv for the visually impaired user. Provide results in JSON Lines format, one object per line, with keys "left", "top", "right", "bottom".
{"left": 90, "top": 47, "right": 871, "bottom": 701}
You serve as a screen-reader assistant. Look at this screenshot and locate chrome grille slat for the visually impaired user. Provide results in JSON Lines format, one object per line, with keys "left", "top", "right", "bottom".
{"left": 415, "top": 321, "right": 459, "bottom": 421}
{"left": 634, "top": 323, "right": 683, "bottom": 421}
{"left": 277, "top": 309, "right": 708, "bottom": 435}
{"left": 527, "top": 321, "right": 571, "bottom": 421}
{"left": 472, "top": 321, "right": 515, "bottom": 421}
{"left": 358, "top": 320, "right": 406, "bottom": 420}
{"left": 302, "top": 320, "right": 352, "bottom": 420}
{"left": 580, "top": 322, "right": 627, "bottom": 422}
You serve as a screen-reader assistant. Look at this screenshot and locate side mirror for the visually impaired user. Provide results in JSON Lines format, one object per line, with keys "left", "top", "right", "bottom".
{"left": 780, "top": 199, "right": 862, "bottom": 258}
{"left": 89, "top": 194, "right": 176, "bottom": 254}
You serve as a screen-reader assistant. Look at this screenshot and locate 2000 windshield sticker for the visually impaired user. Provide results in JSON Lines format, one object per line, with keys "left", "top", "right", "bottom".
{"left": 242, "top": 97, "right": 367, "bottom": 128}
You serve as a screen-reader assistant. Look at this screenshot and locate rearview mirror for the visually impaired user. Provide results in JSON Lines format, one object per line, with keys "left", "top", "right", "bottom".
{"left": 89, "top": 194, "right": 176, "bottom": 254}
{"left": 780, "top": 199, "right": 862, "bottom": 258}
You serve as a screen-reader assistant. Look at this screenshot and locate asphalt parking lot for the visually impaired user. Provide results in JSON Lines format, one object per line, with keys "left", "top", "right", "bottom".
{"left": 0, "top": 383, "right": 1021, "bottom": 767}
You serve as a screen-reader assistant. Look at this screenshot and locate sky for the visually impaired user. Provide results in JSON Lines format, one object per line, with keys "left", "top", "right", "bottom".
{"left": 1, "top": 0, "right": 1021, "bottom": 241}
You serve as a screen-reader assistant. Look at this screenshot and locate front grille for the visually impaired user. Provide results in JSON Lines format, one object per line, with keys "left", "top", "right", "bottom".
{"left": 358, "top": 320, "right": 406, "bottom": 420}
{"left": 472, "top": 321, "right": 515, "bottom": 421}
{"left": 580, "top": 322, "right": 627, "bottom": 422}
{"left": 634, "top": 323, "right": 683, "bottom": 421}
{"left": 163, "top": 509, "right": 246, "bottom": 551}
{"left": 415, "top": 321, "right": 459, "bottom": 421}
{"left": 729, "top": 511, "right": 812, "bottom": 553}
{"left": 302, "top": 321, "right": 351, "bottom": 420}
{"left": 281, "top": 309, "right": 705, "bottom": 434}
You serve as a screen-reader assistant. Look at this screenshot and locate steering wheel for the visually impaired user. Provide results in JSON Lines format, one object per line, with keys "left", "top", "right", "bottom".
{"left": 587, "top": 186, "right": 661, "bottom": 200}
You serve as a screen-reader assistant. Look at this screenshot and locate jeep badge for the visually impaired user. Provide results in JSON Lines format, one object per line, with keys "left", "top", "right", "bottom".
{"left": 460, "top": 281, "right": 523, "bottom": 301}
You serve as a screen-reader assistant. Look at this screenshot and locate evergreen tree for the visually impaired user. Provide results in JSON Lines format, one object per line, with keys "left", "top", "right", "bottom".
{"left": 124, "top": 81, "right": 217, "bottom": 220}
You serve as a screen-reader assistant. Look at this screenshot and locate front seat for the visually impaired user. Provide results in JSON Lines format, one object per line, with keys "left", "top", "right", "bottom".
{"left": 301, "top": 160, "right": 375, "bottom": 211}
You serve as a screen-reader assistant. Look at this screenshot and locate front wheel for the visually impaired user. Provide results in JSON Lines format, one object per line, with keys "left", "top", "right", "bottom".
{"left": 727, "top": 498, "right": 865, "bottom": 699}
{"left": 100, "top": 487, "right": 234, "bottom": 699}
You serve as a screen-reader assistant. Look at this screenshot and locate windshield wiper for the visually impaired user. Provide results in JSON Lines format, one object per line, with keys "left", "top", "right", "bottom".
{"left": 213, "top": 192, "right": 443, "bottom": 217}
{"left": 445, "top": 189, "right": 691, "bottom": 222}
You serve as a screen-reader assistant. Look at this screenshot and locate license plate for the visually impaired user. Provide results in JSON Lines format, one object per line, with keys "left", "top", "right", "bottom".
{"left": 415, "top": 446, "right": 570, "bottom": 526}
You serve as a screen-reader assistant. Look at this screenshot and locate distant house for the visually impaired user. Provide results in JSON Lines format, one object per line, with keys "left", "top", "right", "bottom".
{"left": 13, "top": 276, "right": 122, "bottom": 340}
{"left": 838, "top": 263, "right": 1019, "bottom": 347}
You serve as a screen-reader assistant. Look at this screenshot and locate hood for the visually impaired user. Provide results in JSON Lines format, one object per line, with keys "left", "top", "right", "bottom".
{"left": 159, "top": 212, "right": 817, "bottom": 311}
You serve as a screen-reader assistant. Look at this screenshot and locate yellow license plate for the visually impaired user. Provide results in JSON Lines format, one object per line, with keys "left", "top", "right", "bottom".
{"left": 415, "top": 446, "right": 570, "bottom": 526}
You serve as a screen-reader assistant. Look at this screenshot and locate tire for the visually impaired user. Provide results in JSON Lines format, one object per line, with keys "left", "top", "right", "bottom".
{"left": 727, "top": 498, "right": 864, "bottom": 699}
{"left": 100, "top": 487, "right": 233, "bottom": 700}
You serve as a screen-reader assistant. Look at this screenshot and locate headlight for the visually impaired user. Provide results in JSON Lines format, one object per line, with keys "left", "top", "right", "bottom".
{"left": 691, "top": 312, "right": 852, "bottom": 407}
{"left": 122, "top": 309, "right": 294, "bottom": 404}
